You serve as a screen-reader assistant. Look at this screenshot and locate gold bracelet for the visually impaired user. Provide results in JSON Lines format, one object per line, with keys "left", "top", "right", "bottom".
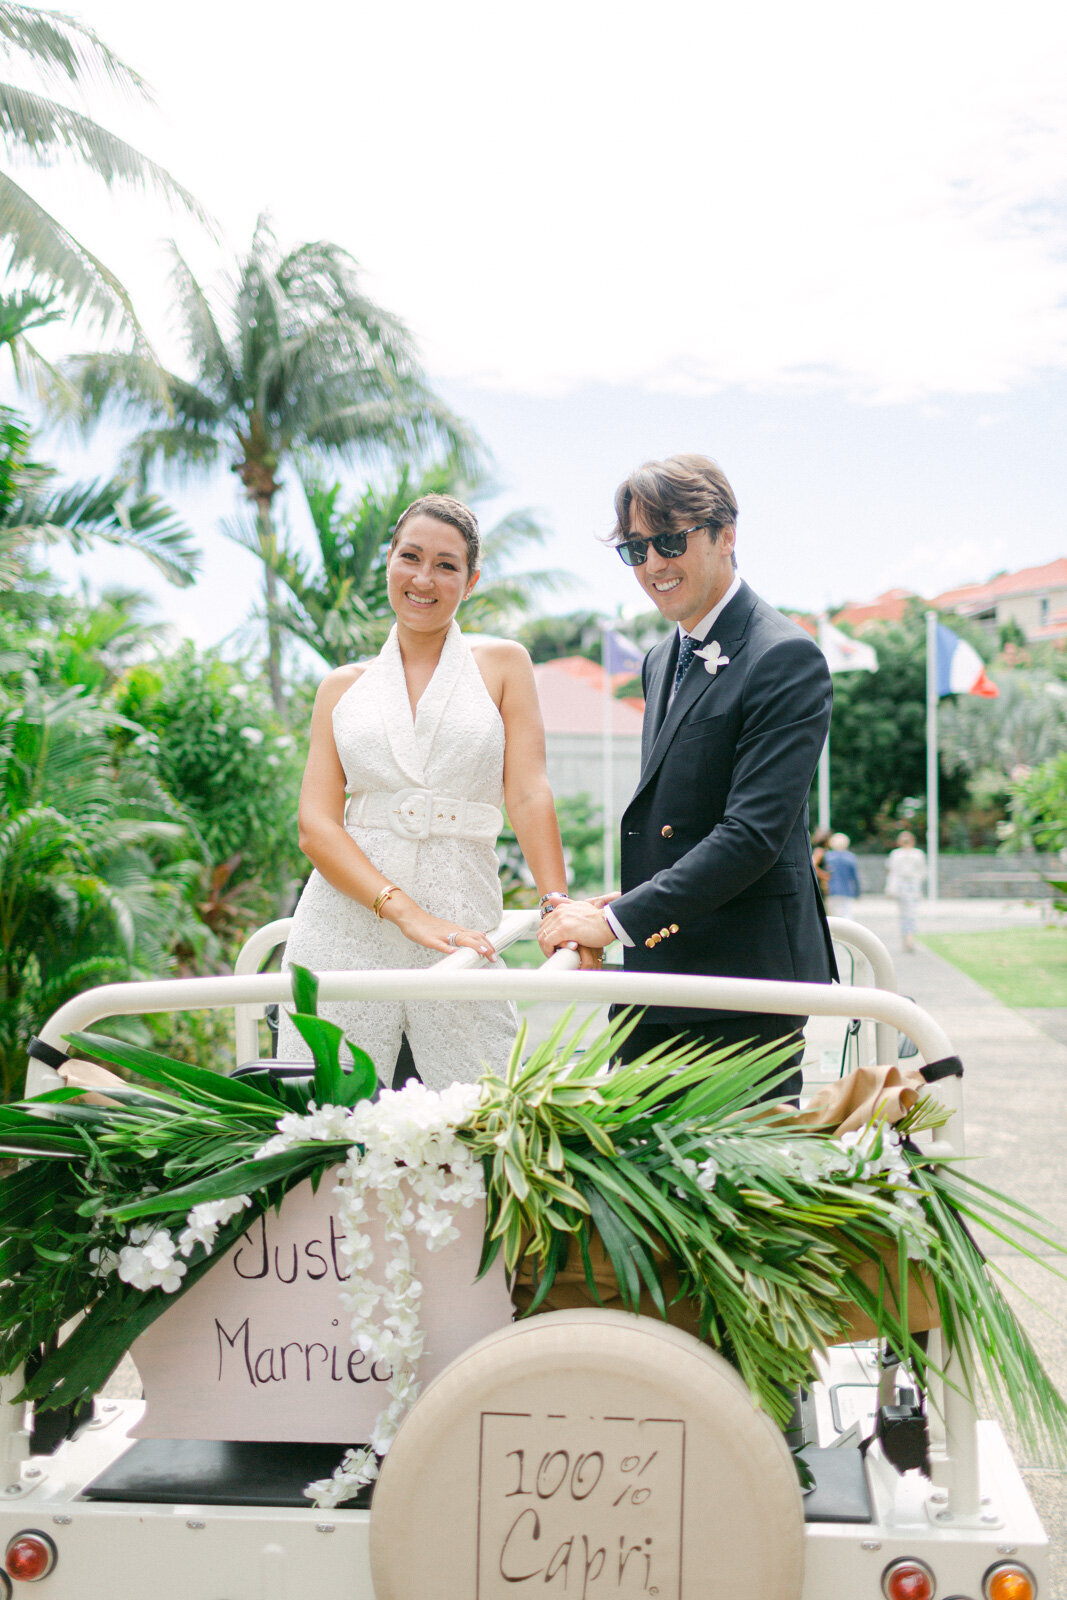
{"left": 372, "top": 884, "right": 399, "bottom": 919}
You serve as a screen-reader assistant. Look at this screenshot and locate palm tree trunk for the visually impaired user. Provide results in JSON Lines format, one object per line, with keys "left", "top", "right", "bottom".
{"left": 255, "top": 499, "right": 286, "bottom": 718}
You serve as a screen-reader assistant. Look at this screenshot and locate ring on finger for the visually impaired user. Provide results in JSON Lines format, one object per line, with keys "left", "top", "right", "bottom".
{"left": 446, "top": 931, "right": 459, "bottom": 948}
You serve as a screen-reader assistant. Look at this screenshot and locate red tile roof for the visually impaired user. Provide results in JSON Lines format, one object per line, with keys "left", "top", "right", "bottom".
{"left": 533, "top": 661, "right": 646, "bottom": 735}
{"left": 931, "top": 558, "right": 1067, "bottom": 614}
{"left": 831, "top": 589, "right": 917, "bottom": 629}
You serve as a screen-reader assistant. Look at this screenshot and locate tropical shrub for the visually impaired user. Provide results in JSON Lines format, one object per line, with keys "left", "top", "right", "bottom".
{"left": 0, "top": 671, "right": 205, "bottom": 1097}
{"left": 114, "top": 645, "right": 306, "bottom": 919}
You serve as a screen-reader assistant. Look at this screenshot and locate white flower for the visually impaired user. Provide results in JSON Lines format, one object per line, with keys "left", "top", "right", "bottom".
{"left": 88, "top": 1245, "right": 119, "bottom": 1278}
{"left": 177, "top": 1194, "right": 251, "bottom": 1257}
{"left": 696, "top": 1157, "right": 720, "bottom": 1192}
{"left": 238, "top": 725, "right": 265, "bottom": 745}
{"left": 695, "top": 640, "right": 730, "bottom": 676}
{"left": 116, "top": 1229, "right": 188, "bottom": 1294}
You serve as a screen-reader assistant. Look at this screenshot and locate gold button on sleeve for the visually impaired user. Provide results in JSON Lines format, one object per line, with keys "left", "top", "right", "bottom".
{"left": 669, "top": 924, "right": 679, "bottom": 934}
{"left": 644, "top": 936, "right": 656, "bottom": 949}
{"left": 660, "top": 927, "right": 670, "bottom": 938}
{"left": 661, "top": 824, "right": 674, "bottom": 838}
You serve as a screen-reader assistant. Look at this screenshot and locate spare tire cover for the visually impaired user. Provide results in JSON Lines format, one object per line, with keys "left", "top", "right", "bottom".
{"left": 370, "top": 1309, "right": 804, "bottom": 1600}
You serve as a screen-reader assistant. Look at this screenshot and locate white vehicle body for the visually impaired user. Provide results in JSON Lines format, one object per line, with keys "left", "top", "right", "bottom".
{"left": 0, "top": 914, "right": 1047, "bottom": 1599}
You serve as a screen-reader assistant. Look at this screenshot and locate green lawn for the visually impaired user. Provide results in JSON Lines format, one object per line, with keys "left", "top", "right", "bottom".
{"left": 923, "top": 927, "right": 1067, "bottom": 1008}
{"left": 500, "top": 940, "right": 542, "bottom": 969}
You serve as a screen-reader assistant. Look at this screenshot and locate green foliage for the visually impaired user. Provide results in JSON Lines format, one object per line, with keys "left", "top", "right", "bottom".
{"left": 224, "top": 457, "right": 567, "bottom": 670}
{"left": 498, "top": 792, "right": 603, "bottom": 904}
{"left": 112, "top": 644, "right": 305, "bottom": 915}
{"left": 1002, "top": 751, "right": 1067, "bottom": 911}
{"left": 823, "top": 612, "right": 970, "bottom": 843}
{"left": 65, "top": 216, "right": 475, "bottom": 708}
{"left": 1004, "top": 750, "right": 1067, "bottom": 856}
{"left": 3, "top": 1004, "right": 1064, "bottom": 1467}
{"left": 0, "top": 670, "right": 205, "bottom": 1097}
{"left": 0, "top": 3, "right": 207, "bottom": 351}
{"left": 515, "top": 610, "right": 605, "bottom": 663}
{"left": 939, "top": 670, "right": 1067, "bottom": 793}
{"left": 0, "top": 402, "right": 198, "bottom": 593}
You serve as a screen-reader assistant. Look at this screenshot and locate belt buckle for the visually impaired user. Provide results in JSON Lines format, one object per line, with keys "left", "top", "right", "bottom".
{"left": 389, "top": 787, "right": 432, "bottom": 839}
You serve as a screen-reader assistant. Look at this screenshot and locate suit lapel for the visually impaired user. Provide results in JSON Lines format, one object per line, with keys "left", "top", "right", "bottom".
{"left": 641, "top": 634, "right": 676, "bottom": 769}
{"left": 632, "top": 581, "right": 759, "bottom": 804}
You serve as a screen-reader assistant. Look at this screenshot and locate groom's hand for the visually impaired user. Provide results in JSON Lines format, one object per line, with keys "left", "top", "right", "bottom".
{"left": 538, "top": 899, "right": 614, "bottom": 958}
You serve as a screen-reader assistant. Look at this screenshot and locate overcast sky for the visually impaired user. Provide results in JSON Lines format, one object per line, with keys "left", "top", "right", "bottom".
{"left": 11, "top": 0, "right": 1067, "bottom": 652}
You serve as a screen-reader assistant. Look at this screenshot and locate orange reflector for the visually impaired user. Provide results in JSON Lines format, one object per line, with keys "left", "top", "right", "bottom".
{"left": 882, "top": 1558, "right": 935, "bottom": 1600}
{"left": 5, "top": 1532, "right": 57, "bottom": 1582}
{"left": 985, "top": 1563, "right": 1036, "bottom": 1600}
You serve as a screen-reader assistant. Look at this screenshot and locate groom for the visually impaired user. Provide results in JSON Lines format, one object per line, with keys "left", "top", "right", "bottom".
{"left": 539, "top": 453, "right": 836, "bottom": 1099}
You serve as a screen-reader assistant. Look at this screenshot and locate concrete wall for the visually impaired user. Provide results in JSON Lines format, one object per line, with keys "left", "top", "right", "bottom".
{"left": 997, "top": 586, "right": 1067, "bottom": 637}
{"left": 545, "top": 732, "right": 642, "bottom": 816}
{"left": 855, "top": 852, "right": 1062, "bottom": 899}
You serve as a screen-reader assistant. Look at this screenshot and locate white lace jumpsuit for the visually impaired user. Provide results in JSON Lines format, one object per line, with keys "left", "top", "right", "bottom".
{"left": 276, "top": 623, "right": 518, "bottom": 1089}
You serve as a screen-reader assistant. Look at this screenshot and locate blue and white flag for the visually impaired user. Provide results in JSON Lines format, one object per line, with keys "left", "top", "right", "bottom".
{"left": 602, "top": 627, "right": 644, "bottom": 675}
{"left": 935, "top": 623, "right": 999, "bottom": 698}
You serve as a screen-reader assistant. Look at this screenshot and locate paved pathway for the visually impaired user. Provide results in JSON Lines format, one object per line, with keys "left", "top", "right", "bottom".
{"left": 525, "top": 893, "right": 1067, "bottom": 1590}
{"left": 843, "top": 897, "right": 1067, "bottom": 1596}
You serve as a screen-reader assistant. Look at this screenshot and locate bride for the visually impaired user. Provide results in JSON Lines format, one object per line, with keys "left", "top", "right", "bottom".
{"left": 276, "top": 493, "right": 569, "bottom": 1089}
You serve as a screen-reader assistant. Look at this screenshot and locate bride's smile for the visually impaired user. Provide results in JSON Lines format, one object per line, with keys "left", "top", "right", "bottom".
{"left": 386, "top": 514, "right": 479, "bottom": 631}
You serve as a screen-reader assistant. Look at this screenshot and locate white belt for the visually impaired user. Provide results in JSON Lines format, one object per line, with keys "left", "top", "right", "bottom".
{"left": 347, "top": 786, "right": 503, "bottom": 843}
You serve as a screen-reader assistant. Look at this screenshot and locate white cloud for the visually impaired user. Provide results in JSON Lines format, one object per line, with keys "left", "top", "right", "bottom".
{"left": 22, "top": 0, "right": 1067, "bottom": 405}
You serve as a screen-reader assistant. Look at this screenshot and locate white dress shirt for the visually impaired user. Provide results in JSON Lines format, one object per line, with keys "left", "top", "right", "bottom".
{"left": 604, "top": 574, "right": 742, "bottom": 947}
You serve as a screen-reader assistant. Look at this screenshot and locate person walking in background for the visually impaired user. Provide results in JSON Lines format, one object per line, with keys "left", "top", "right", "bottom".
{"left": 824, "top": 832, "right": 860, "bottom": 918}
{"left": 885, "top": 829, "right": 927, "bottom": 952}
{"left": 811, "top": 825, "right": 832, "bottom": 902}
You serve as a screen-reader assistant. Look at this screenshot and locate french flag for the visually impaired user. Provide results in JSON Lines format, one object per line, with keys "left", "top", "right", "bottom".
{"left": 936, "top": 623, "right": 999, "bottom": 698}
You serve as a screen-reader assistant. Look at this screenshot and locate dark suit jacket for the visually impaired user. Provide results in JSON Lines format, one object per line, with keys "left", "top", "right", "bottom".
{"left": 613, "top": 579, "right": 837, "bottom": 1025}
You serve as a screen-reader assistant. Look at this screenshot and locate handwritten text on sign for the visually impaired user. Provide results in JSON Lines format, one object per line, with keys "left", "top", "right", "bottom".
{"left": 130, "top": 1172, "right": 513, "bottom": 1442}
{"left": 477, "top": 1413, "right": 685, "bottom": 1600}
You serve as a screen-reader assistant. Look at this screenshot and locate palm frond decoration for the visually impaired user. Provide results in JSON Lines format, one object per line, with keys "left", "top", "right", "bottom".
{"left": 0, "top": 995, "right": 1063, "bottom": 1472}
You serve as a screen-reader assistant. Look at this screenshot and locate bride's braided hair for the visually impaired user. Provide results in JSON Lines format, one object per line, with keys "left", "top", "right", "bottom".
{"left": 390, "top": 494, "right": 481, "bottom": 577}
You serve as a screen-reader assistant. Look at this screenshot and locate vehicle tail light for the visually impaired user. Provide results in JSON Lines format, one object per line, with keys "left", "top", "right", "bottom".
{"left": 882, "top": 1558, "right": 936, "bottom": 1600}
{"left": 984, "top": 1562, "right": 1037, "bottom": 1600}
{"left": 5, "top": 1531, "right": 57, "bottom": 1582}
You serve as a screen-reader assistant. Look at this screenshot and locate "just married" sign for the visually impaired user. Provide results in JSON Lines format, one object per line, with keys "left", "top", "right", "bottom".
{"left": 130, "top": 1171, "right": 513, "bottom": 1442}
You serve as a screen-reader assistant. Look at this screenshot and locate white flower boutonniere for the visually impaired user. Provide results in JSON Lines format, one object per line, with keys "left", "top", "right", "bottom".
{"left": 695, "top": 640, "right": 730, "bottom": 676}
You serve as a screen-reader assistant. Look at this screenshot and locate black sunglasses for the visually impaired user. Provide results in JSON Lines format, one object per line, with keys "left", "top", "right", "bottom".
{"left": 614, "top": 523, "right": 711, "bottom": 567}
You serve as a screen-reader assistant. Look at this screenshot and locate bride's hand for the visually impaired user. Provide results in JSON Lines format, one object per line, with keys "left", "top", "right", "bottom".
{"left": 386, "top": 895, "right": 495, "bottom": 959}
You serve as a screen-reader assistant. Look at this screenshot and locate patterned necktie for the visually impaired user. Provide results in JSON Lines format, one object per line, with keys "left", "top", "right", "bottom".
{"left": 673, "top": 634, "right": 698, "bottom": 693}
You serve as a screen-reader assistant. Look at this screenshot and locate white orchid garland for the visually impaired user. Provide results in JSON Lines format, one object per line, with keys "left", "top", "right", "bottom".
{"left": 301, "top": 1080, "right": 485, "bottom": 1508}
{"left": 103, "top": 1078, "right": 940, "bottom": 1507}
{"left": 107, "top": 1081, "right": 487, "bottom": 1508}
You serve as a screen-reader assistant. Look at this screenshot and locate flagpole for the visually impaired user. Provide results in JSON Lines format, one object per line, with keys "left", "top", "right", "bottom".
{"left": 925, "top": 609, "right": 939, "bottom": 902}
{"left": 600, "top": 624, "right": 614, "bottom": 895}
{"left": 817, "top": 733, "right": 830, "bottom": 833}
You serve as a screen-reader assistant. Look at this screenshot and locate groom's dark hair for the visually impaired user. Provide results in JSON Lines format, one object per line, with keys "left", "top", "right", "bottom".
{"left": 390, "top": 494, "right": 481, "bottom": 576}
{"left": 612, "top": 454, "right": 739, "bottom": 569}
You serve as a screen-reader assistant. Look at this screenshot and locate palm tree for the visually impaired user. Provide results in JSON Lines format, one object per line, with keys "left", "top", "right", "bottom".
{"left": 0, "top": 671, "right": 205, "bottom": 1097}
{"left": 0, "top": 3, "right": 206, "bottom": 345}
{"left": 67, "top": 216, "right": 476, "bottom": 711}
{"left": 0, "top": 403, "right": 198, "bottom": 593}
{"left": 223, "top": 456, "right": 569, "bottom": 669}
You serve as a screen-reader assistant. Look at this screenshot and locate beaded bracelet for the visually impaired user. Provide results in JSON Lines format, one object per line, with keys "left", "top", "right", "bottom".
{"left": 372, "top": 884, "right": 399, "bottom": 919}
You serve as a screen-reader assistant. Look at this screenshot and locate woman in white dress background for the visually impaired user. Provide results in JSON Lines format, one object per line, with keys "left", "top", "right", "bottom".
{"left": 884, "top": 830, "right": 927, "bottom": 953}
{"left": 277, "top": 494, "right": 570, "bottom": 1089}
